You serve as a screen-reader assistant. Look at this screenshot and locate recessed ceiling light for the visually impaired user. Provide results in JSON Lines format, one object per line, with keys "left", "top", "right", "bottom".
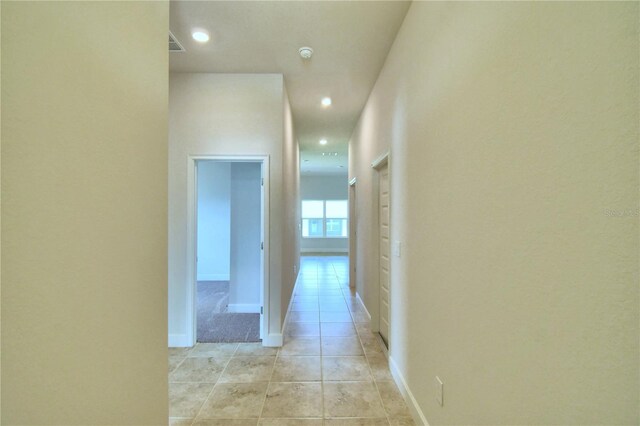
{"left": 321, "top": 97, "right": 332, "bottom": 107}
{"left": 192, "top": 31, "right": 210, "bottom": 43}
{"left": 319, "top": 139, "right": 328, "bottom": 145}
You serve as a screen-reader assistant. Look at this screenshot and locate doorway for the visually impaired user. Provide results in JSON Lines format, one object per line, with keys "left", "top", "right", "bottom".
{"left": 187, "top": 156, "right": 269, "bottom": 346}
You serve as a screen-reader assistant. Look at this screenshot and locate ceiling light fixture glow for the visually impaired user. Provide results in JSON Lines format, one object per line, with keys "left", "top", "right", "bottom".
{"left": 192, "top": 31, "right": 210, "bottom": 43}
{"left": 319, "top": 139, "right": 328, "bottom": 145}
{"left": 321, "top": 97, "right": 332, "bottom": 107}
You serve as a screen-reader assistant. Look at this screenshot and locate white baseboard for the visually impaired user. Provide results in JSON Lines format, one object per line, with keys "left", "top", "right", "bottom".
{"left": 282, "top": 268, "right": 302, "bottom": 337}
{"left": 357, "top": 293, "right": 388, "bottom": 358}
{"left": 376, "top": 332, "right": 389, "bottom": 359}
{"left": 282, "top": 298, "right": 293, "bottom": 337}
{"left": 262, "top": 333, "right": 283, "bottom": 347}
{"left": 300, "top": 248, "right": 348, "bottom": 253}
{"left": 355, "top": 291, "right": 372, "bottom": 321}
{"left": 389, "top": 355, "right": 430, "bottom": 426}
{"left": 227, "top": 303, "right": 261, "bottom": 313}
{"left": 169, "top": 333, "right": 191, "bottom": 348}
{"left": 197, "top": 273, "right": 230, "bottom": 281}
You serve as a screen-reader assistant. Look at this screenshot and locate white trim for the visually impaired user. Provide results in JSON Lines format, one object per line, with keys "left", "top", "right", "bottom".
{"left": 370, "top": 155, "right": 391, "bottom": 345}
{"left": 186, "top": 159, "right": 197, "bottom": 346}
{"left": 282, "top": 311, "right": 291, "bottom": 336}
{"left": 371, "top": 151, "right": 389, "bottom": 170}
{"left": 377, "top": 332, "right": 389, "bottom": 358}
{"left": 389, "top": 356, "right": 431, "bottom": 426}
{"left": 187, "top": 155, "right": 270, "bottom": 348}
{"left": 282, "top": 268, "right": 301, "bottom": 337}
{"left": 349, "top": 181, "right": 357, "bottom": 289}
{"left": 227, "top": 304, "right": 261, "bottom": 313}
{"left": 356, "top": 291, "right": 392, "bottom": 358}
{"left": 355, "top": 291, "right": 371, "bottom": 321}
{"left": 262, "top": 333, "right": 283, "bottom": 347}
{"left": 357, "top": 291, "right": 389, "bottom": 356}
{"left": 197, "top": 274, "right": 230, "bottom": 281}
{"left": 260, "top": 159, "right": 270, "bottom": 342}
{"left": 301, "top": 248, "right": 348, "bottom": 254}
{"left": 168, "top": 334, "right": 191, "bottom": 348}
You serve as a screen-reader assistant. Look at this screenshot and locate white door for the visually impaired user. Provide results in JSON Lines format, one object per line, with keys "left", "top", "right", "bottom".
{"left": 378, "top": 164, "right": 390, "bottom": 346}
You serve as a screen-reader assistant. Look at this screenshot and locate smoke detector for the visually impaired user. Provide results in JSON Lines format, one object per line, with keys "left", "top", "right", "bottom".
{"left": 299, "top": 47, "right": 314, "bottom": 59}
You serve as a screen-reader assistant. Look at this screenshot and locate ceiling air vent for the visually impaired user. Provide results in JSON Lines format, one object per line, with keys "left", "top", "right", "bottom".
{"left": 169, "top": 31, "right": 185, "bottom": 52}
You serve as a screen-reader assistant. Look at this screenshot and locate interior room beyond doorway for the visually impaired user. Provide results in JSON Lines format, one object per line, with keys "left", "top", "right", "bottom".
{"left": 196, "top": 160, "right": 263, "bottom": 343}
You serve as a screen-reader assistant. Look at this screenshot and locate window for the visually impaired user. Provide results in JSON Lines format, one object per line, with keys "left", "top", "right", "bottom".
{"left": 325, "top": 200, "right": 348, "bottom": 237}
{"left": 302, "top": 200, "right": 348, "bottom": 238}
{"left": 302, "top": 200, "right": 324, "bottom": 238}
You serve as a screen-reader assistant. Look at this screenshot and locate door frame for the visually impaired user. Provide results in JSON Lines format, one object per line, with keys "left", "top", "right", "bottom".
{"left": 371, "top": 151, "right": 390, "bottom": 348}
{"left": 186, "top": 154, "right": 270, "bottom": 347}
{"left": 348, "top": 177, "right": 357, "bottom": 289}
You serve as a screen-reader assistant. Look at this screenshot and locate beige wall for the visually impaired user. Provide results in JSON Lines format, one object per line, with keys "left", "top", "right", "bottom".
{"left": 169, "top": 73, "right": 297, "bottom": 342}
{"left": 281, "top": 86, "right": 301, "bottom": 324}
{"left": 1, "top": 2, "right": 169, "bottom": 424}
{"left": 350, "top": 2, "right": 639, "bottom": 424}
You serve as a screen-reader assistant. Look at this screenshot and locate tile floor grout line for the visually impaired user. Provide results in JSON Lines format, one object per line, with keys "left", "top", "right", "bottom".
{"left": 256, "top": 338, "right": 279, "bottom": 423}
{"left": 317, "top": 266, "right": 327, "bottom": 422}
{"left": 341, "top": 269, "right": 392, "bottom": 425}
{"left": 189, "top": 342, "right": 238, "bottom": 423}
{"left": 354, "top": 306, "right": 392, "bottom": 426}
{"left": 170, "top": 257, "right": 410, "bottom": 425}
{"left": 372, "top": 371, "right": 393, "bottom": 426}
{"left": 168, "top": 351, "right": 189, "bottom": 378}
{"left": 257, "top": 263, "right": 316, "bottom": 424}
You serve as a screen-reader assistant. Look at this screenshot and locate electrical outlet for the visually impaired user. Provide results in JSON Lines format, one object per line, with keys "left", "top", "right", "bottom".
{"left": 435, "top": 376, "right": 444, "bottom": 406}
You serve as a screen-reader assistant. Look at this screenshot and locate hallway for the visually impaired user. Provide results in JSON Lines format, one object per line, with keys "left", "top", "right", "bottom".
{"left": 169, "top": 256, "right": 415, "bottom": 425}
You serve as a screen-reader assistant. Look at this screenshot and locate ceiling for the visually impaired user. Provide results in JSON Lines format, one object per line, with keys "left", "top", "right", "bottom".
{"left": 169, "top": 1, "right": 411, "bottom": 175}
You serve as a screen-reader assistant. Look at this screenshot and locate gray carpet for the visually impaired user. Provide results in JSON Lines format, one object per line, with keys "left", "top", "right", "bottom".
{"left": 197, "top": 281, "right": 229, "bottom": 314}
{"left": 197, "top": 281, "right": 260, "bottom": 343}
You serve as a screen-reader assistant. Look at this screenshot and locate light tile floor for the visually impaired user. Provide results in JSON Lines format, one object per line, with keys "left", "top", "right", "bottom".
{"left": 169, "top": 256, "right": 416, "bottom": 426}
